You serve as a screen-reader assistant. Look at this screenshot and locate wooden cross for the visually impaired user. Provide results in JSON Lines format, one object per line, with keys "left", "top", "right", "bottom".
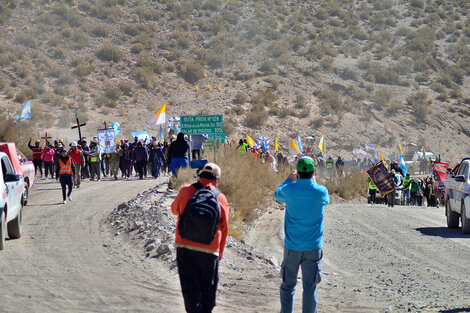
{"left": 41, "top": 131, "right": 52, "bottom": 147}
{"left": 71, "top": 114, "right": 86, "bottom": 142}
{"left": 97, "top": 121, "right": 108, "bottom": 131}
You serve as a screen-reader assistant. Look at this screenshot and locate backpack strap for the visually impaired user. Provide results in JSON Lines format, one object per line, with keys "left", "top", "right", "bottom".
{"left": 193, "top": 182, "right": 220, "bottom": 197}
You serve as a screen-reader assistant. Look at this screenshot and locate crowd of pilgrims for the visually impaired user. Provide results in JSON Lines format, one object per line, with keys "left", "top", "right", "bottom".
{"left": 27, "top": 132, "right": 208, "bottom": 187}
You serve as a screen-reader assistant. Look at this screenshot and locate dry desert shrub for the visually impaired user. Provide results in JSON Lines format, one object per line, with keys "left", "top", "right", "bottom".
{"left": 318, "top": 169, "right": 368, "bottom": 199}
{"left": 174, "top": 146, "right": 291, "bottom": 223}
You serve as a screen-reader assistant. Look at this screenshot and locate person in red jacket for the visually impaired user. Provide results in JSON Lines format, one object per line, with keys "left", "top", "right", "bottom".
{"left": 28, "top": 138, "right": 43, "bottom": 178}
{"left": 69, "top": 141, "right": 85, "bottom": 188}
{"left": 171, "top": 163, "right": 229, "bottom": 313}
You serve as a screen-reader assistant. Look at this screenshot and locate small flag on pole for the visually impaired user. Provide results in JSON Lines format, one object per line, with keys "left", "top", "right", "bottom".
{"left": 422, "top": 145, "right": 425, "bottom": 153}
{"left": 297, "top": 131, "right": 303, "bottom": 153}
{"left": 289, "top": 140, "right": 300, "bottom": 156}
{"left": 246, "top": 135, "right": 256, "bottom": 148}
{"left": 318, "top": 132, "right": 326, "bottom": 156}
{"left": 147, "top": 103, "right": 167, "bottom": 127}
{"left": 380, "top": 152, "right": 384, "bottom": 162}
{"left": 109, "top": 121, "right": 121, "bottom": 135}
{"left": 274, "top": 136, "right": 279, "bottom": 151}
{"left": 15, "top": 100, "right": 32, "bottom": 123}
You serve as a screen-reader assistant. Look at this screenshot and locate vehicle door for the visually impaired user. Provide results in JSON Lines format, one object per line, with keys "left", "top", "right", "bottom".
{"left": 454, "top": 162, "right": 469, "bottom": 211}
{"left": 1, "top": 156, "right": 21, "bottom": 221}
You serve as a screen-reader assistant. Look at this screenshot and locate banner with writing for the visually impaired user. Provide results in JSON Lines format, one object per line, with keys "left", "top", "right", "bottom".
{"left": 98, "top": 129, "right": 116, "bottom": 154}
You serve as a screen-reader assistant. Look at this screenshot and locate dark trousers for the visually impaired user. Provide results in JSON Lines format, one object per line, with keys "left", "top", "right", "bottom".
{"left": 59, "top": 175, "right": 73, "bottom": 200}
{"left": 177, "top": 248, "right": 219, "bottom": 313}
{"left": 33, "top": 159, "right": 43, "bottom": 176}
{"left": 192, "top": 149, "right": 201, "bottom": 160}
{"left": 387, "top": 191, "right": 395, "bottom": 207}
{"left": 369, "top": 189, "right": 376, "bottom": 204}
{"left": 153, "top": 159, "right": 161, "bottom": 178}
{"left": 137, "top": 160, "right": 147, "bottom": 179}
{"left": 44, "top": 161, "right": 53, "bottom": 178}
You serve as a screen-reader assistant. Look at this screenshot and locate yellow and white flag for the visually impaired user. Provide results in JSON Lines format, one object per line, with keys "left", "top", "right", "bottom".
{"left": 318, "top": 132, "right": 326, "bottom": 156}
{"left": 246, "top": 135, "right": 256, "bottom": 148}
{"left": 274, "top": 136, "right": 279, "bottom": 151}
{"left": 147, "top": 103, "right": 166, "bottom": 127}
{"left": 289, "top": 139, "right": 300, "bottom": 156}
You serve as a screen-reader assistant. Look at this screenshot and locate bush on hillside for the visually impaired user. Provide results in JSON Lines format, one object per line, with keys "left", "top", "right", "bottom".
{"left": 181, "top": 61, "right": 204, "bottom": 84}
{"left": 407, "top": 92, "right": 429, "bottom": 122}
{"left": 97, "top": 43, "right": 123, "bottom": 62}
{"left": 244, "top": 104, "right": 268, "bottom": 128}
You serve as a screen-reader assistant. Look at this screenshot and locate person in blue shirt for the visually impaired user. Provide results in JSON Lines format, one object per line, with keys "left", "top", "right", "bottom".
{"left": 274, "top": 156, "right": 330, "bottom": 313}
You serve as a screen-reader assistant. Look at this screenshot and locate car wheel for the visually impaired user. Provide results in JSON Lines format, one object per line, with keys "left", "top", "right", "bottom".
{"left": 462, "top": 204, "right": 470, "bottom": 234}
{"left": 0, "top": 210, "right": 5, "bottom": 250}
{"left": 23, "top": 184, "right": 28, "bottom": 206}
{"left": 446, "top": 199, "right": 459, "bottom": 228}
{"left": 7, "top": 201, "right": 23, "bottom": 239}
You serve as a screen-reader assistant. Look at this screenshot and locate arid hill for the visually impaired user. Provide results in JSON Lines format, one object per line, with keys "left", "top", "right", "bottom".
{"left": 0, "top": 0, "right": 469, "bottom": 161}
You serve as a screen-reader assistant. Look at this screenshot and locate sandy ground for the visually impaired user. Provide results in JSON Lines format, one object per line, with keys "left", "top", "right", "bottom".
{"left": 1, "top": 179, "right": 469, "bottom": 313}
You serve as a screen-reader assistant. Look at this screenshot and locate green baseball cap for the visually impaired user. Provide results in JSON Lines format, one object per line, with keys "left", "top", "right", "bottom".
{"left": 297, "top": 156, "right": 315, "bottom": 173}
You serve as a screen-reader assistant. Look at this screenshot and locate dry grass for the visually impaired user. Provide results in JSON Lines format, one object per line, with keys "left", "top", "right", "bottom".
{"left": 174, "top": 146, "right": 291, "bottom": 223}
{"left": 318, "top": 169, "right": 368, "bottom": 200}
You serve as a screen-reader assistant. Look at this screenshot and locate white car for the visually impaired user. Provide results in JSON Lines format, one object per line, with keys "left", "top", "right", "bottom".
{"left": 0, "top": 152, "right": 24, "bottom": 250}
{"left": 445, "top": 158, "right": 470, "bottom": 234}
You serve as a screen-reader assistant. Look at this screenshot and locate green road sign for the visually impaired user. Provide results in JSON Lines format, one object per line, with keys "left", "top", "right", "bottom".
{"left": 180, "top": 115, "right": 223, "bottom": 135}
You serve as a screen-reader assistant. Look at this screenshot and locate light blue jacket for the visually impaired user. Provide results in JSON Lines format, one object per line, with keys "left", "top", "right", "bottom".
{"left": 275, "top": 178, "right": 330, "bottom": 251}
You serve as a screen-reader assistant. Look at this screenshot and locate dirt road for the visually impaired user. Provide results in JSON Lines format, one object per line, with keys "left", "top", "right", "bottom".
{"left": 1, "top": 179, "right": 469, "bottom": 313}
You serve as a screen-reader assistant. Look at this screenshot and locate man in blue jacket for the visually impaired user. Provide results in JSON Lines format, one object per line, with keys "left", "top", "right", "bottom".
{"left": 274, "top": 156, "right": 330, "bottom": 313}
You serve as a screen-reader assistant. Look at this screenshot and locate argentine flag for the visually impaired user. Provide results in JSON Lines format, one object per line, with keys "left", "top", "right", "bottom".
{"left": 109, "top": 121, "right": 121, "bottom": 135}
{"left": 297, "top": 131, "right": 303, "bottom": 153}
{"left": 15, "top": 100, "right": 31, "bottom": 123}
{"left": 399, "top": 154, "right": 407, "bottom": 176}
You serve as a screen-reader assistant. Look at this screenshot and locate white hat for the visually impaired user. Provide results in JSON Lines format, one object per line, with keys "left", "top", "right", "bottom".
{"left": 199, "top": 163, "right": 221, "bottom": 179}
{"left": 71, "top": 141, "right": 77, "bottom": 147}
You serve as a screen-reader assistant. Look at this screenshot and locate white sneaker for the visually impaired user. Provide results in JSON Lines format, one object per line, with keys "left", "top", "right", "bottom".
{"left": 63, "top": 200, "right": 67, "bottom": 204}
{"left": 68, "top": 196, "right": 72, "bottom": 201}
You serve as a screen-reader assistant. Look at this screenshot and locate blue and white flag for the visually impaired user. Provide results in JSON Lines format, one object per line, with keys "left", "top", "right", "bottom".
{"left": 399, "top": 154, "right": 407, "bottom": 176}
{"left": 15, "top": 100, "right": 31, "bottom": 123}
{"left": 297, "top": 131, "right": 303, "bottom": 153}
{"left": 159, "top": 125, "right": 165, "bottom": 141}
{"left": 109, "top": 121, "right": 121, "bottom": 135}
{"left": 364, "top": 143, "right": 375, "bottom": 151}
{"left": 132, "top": 131, "right": 150, "bottom": 144}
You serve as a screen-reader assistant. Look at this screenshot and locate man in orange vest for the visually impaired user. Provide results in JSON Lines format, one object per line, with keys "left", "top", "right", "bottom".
{"left": 56, "top": 149, "right": 75, "bottom": 204}
{"left": 28, "top": 138, "right": 43, "bottom": 178}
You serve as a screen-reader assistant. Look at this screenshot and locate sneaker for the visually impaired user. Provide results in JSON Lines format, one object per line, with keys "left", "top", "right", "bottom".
{"left": 63, "top": 200, "right": 67, "bottom": 204}
{"left": 68, "top": 196, "right": 72, "bottom": 201}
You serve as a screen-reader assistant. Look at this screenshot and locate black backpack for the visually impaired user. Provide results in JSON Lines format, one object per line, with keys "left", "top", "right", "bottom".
{"left": 179, "top": 182, "right": 221, "bottom": 245}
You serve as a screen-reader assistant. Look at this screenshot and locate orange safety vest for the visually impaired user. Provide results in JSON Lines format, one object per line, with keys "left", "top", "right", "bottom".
{"left": 59, "top": 158, "right": 73, "bottom": 175}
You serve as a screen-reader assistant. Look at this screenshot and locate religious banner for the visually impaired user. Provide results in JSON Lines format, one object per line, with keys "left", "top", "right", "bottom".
{"left": 431, "top": 161, "right": 450, "bottom": 195}
{"left": 98, "top": 129, "right": 116, "bottom": 154}
{"left": 367, "top": 162, "right": 396, "bottom": 197}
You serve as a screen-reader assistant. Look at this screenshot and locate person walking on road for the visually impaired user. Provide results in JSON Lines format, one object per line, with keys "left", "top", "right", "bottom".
{"left": 56, "top": 149, "right": 75, "bottom": 204}
{"left": 171, "top": 163, "right": 229, "bottom": 313}
{"left": 28, "top": 138, "right": 43, "bottom": 178}
{"left": 274, "top": 156, "right": 330, "bottom": 313}
{"left": 69, "top": 141, "right": 85, "bottom": 188}
{"left": 87, "top": 140, "right": 101, "bottom": 181}
{"left": 326, "top": 155, "right": 334, "bottom": 177}
{"left": 368, "top": 176, "right": 377, "bottom": 204}
{"left": 109, "top": 141, "right": 123, "bottom": 180}
{"left": 134, "top": 141, "right": 148, "bottom": 180}
{"left": 168, "top": 133, "right": 190, "bottom": 176}
{"left": 42, "top": 144, "right": 55, "bottom": 179}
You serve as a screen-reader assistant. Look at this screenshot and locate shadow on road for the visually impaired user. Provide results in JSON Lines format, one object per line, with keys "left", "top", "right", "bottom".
{"left": 440, "top": 308, "right": 470, "bottom": 313}
{"left": 416, "top": 227, "right": 470, "bottom": 239}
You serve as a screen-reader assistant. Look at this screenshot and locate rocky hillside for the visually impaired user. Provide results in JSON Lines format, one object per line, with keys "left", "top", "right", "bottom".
{"left": 0, "top": 0, "right": 469, "bottom": 161}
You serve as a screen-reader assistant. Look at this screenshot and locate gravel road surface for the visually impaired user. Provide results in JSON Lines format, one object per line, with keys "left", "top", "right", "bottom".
{"left": 1, "top": 179, "right": 469, "bottom": 313}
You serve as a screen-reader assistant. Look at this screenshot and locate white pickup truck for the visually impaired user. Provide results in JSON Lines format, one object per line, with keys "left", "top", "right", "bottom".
{"left": 0, "top": 151, "right": 24, "bottom": 250}
{"left": 445, "top": 158, "right": 470, "bottom": 234}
